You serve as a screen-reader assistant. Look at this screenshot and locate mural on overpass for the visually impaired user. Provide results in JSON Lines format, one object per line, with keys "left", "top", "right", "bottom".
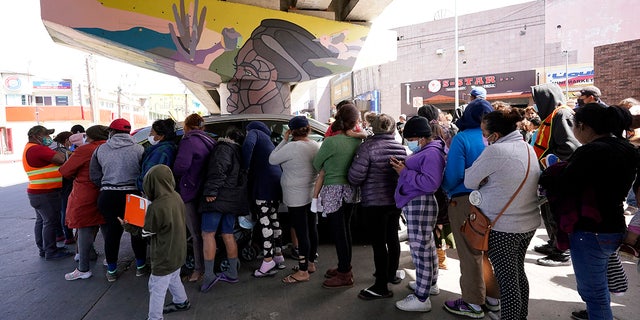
{"left": 41, "top": 0, "right": 369, "bottom": 114}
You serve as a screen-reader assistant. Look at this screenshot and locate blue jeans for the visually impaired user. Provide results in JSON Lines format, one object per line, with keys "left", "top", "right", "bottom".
{"left": 570, "top": 231, "right": 623, "bottom": 320}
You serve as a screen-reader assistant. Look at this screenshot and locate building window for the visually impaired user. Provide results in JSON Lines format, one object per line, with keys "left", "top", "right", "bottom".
{"left": 34, "top": 96, "right": 53, "bottom": 106}
{"left": 55, "top": 96, "right": 69, "bottom": 106}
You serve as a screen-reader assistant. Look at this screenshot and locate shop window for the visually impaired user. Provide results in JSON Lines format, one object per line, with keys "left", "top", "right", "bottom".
{"left": 55, "top": 96, "right": 69, "bottom": 106}
{"left": 34, "top": 96, "right": 53, "bottom": 106}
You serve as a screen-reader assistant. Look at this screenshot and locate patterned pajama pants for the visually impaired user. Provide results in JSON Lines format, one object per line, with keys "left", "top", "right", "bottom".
{"left": 255, "top": 200, "right": 282, "bottom": 258}
{"left": 403, "top": 194, "right": 439, "bottom": 301}
{"left": 487, "top": 229, "right": 535, "bottom": 320}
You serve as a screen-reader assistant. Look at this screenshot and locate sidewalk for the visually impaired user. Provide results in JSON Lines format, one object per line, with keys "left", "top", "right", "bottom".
{"left": 0, "top": 180, "right": 637, "bottom": 320}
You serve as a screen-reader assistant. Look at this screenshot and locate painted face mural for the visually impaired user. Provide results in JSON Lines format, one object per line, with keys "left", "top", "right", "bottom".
{"left": 227, "top": 19, "right": 339, "bottom": 115}
{"left": 227, "top": 38, "right": 289, "bottom": 114}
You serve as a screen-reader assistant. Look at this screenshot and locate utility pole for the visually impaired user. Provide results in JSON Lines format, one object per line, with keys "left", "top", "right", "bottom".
{"left": 85, "top": 55, "right": 96, "bottom": 122}
{"left": 117, "top": 86, "right": 122, "bottom": 118}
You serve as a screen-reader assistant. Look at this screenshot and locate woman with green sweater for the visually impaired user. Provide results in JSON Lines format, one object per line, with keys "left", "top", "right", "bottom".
{"left": 313, "top": 103, "right": 362, "bottom": 288}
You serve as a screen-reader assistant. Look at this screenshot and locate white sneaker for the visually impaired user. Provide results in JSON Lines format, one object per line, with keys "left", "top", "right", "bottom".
{"left": 395, "top": 294, "right": 431, "bottom": 312}
{"left": 430, "top": 283, "right": 440, "bottom": 295}
{"left": 65, "top": 268, "right": 92, "bottom": 281}
{"left": 408, "top": 281, "right": 440, "bottom": 295}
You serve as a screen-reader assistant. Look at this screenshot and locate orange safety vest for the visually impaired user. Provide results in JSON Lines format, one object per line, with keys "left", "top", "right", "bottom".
{"left": 533, "top": 105, "right": 572, "bottom": 160}
{"left": 22, "top": 143, "right": 63, "bottom": 190}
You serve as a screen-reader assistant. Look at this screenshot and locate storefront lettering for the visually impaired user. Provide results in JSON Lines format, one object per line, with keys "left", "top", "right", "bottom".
{"left": 442, "top": 76, "right": 497, "bottom": 88}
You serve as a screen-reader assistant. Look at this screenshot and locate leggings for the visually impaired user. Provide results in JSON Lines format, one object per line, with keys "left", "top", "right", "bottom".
{"left": 487, "top": 229, "right": 535, "bottom": 320}
{"left": 98, "top": 190, "right": 147, "bottom": 268}
{"left": 289, "top": 204, "right": 318, "bottom": 271}
{"left": 184, "top": 201, "right": 204, "bottom": 273}
{"left": 77, "top": 226, "right": 99, "bottom": 272}
{"left": 255, "top": 200, "right": 282, "bottom": 258}
{"left": 328, "top": 202, "right": 354, "bottom": 273}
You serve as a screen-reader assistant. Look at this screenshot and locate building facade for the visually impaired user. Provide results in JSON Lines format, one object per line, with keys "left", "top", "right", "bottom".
{"left": 335, "top": 0, "right": 639, "bottom": 120}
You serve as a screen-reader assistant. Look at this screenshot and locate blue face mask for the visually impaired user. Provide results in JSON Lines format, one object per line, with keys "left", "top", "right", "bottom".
{"left": 407, "top": 140, "right": 421, "bottom": 153}
{"left": 41, "top": 136, "right": 53, "bottom": 146}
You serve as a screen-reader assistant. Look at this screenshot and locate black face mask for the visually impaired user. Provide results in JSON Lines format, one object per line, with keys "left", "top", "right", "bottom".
{"left": 577, "top": 98, "right": 585, "bottom": 107}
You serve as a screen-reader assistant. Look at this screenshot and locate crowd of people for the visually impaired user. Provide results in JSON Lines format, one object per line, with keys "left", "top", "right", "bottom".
{"left": 22, "top": 84, "right": 640, "bottom": 320}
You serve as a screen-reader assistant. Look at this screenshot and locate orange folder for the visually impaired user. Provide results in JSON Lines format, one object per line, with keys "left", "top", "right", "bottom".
{"left": 124, "top": 194, "right": 150, "bottom": 227}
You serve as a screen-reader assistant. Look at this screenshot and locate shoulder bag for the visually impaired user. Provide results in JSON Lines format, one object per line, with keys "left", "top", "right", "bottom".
{"left": 460, "top": 145, "right": 531, "bottom": 251}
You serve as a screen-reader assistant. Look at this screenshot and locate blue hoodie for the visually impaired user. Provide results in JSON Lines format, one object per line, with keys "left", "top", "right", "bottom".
{"left": 442, "top": 99, "right": 492, "bottom": 197}
{"left": 242, "top": 121, "right": 283, "bottom": 201}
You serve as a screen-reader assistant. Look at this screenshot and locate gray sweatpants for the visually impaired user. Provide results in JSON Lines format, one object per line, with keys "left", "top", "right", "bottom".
{"left": 148, "top": 268, "right": 187, "bottom": 320}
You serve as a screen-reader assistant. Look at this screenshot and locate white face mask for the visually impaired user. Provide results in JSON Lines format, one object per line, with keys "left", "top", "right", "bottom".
{"left": 148, "top": 135, "right": 159, "bottom": 145}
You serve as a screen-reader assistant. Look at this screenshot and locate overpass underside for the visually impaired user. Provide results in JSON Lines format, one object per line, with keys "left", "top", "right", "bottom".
{"left": 40, "top": 0, "right": 395, "bottom": 115}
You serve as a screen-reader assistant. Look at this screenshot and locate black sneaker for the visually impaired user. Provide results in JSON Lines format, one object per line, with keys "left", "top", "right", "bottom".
{"left": 389, "top": 276, "right": 402, "bottom": 285}
{"left": 533, "top": 242, "right": 555, "bottom": 255}
{"left": 163, "top": 300, "right": 191, "bottom": 314}
{"left": 537, "top": 252, "right": 571, "bottom": 266}
{"left": 45, "top": 249, "right": 74, "bottom": 261}
{"left": 571, "top": 310, "right": 588, "bottom": 320}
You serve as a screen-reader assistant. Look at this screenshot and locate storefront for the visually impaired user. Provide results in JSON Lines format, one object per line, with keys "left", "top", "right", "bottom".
{"left": 399, "top": 70, "right": 536, "bottom": 116}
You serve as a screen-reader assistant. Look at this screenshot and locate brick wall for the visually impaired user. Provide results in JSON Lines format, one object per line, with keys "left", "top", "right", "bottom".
{"left": 594, "top": 39, "right": 640, "bottom": 104}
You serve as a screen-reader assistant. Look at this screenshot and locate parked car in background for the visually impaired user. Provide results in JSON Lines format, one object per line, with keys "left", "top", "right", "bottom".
{"left": 132, "top": 113, "right": 327, "bottom": 146}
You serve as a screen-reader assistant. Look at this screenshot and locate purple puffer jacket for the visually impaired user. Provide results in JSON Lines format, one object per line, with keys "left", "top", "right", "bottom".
{"left": 348, "top": 134, "right": 407, "bottom": 207}
{"left": 173, "top": 130, "right": 216, "bottom": 203}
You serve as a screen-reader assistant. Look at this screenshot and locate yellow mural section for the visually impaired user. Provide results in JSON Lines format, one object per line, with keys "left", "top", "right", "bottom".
{"left": 100, "top": 0, "right": 369, "bottom": 46}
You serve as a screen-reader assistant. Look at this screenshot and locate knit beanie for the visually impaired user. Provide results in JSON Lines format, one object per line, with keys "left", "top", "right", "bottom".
{"left": 403, "top": 116, "right": 432, "bottom": 138}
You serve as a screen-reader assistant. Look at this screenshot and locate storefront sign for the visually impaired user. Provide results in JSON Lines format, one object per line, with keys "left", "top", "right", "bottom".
{"left": 545, "top": 65, "right": 594, "bottom": 88}
{"left": 32, "top": 80, "right": 72, "bottom": 90}
{"left": 401, "top": 70, "right": 536, "bottom": 107}
{"left": 2, "top": 75, "right": 32, "bottom": 94}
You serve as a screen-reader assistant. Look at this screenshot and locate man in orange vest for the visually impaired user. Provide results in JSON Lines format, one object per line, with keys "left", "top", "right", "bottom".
{"left": 531, "top": 83, "right": 581, "bottom": 267}
{"left": 22, "top": 125, "right": 73, "bottom": 260}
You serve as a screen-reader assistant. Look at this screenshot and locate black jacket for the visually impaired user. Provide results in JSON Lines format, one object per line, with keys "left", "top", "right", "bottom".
{"left": 199, "top": 139, "right": 248, "bottom": 215}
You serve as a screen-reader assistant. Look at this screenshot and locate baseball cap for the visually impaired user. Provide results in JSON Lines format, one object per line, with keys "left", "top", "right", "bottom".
{"left": 577, "top": 86, "right": 601, "bottom": 97}
{"left": 109, "top": 118, "right": 132, "bottom": 133}
{"left": 470, "top": 86, "right": 487, "bottom": 99}
{"left": 288, "top": 116, "right": 309, "bottom": 130}
{"left": 27, "top": 125, "right": 55, "bottom": 137}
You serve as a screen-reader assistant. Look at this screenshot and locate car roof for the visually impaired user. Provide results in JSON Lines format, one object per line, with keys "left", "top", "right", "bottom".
{"left": 197, "top": 114, "right": 328, "bottom": 132}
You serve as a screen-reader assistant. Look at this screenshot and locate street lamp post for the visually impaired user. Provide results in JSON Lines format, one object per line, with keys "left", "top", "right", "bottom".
{"left": 454, "top": 0, "right": 459, "bottom": 111}
{"left": 563, "top": 50, "right": 569, "bottom": 99}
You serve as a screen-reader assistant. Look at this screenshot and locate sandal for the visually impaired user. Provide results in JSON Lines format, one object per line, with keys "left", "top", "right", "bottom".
{"left": 188, "top": 271, "right": 203, "bottom": 282}
{"left": 282, "top": 274, "right": 309, "bottom": 283}
{"left": 253, "top": 260, "right": 278, "bottom": 278}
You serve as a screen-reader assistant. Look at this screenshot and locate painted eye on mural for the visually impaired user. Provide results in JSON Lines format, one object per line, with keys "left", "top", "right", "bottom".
{"left": 244, "top": 69, "right": 254, "bottom": 76}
